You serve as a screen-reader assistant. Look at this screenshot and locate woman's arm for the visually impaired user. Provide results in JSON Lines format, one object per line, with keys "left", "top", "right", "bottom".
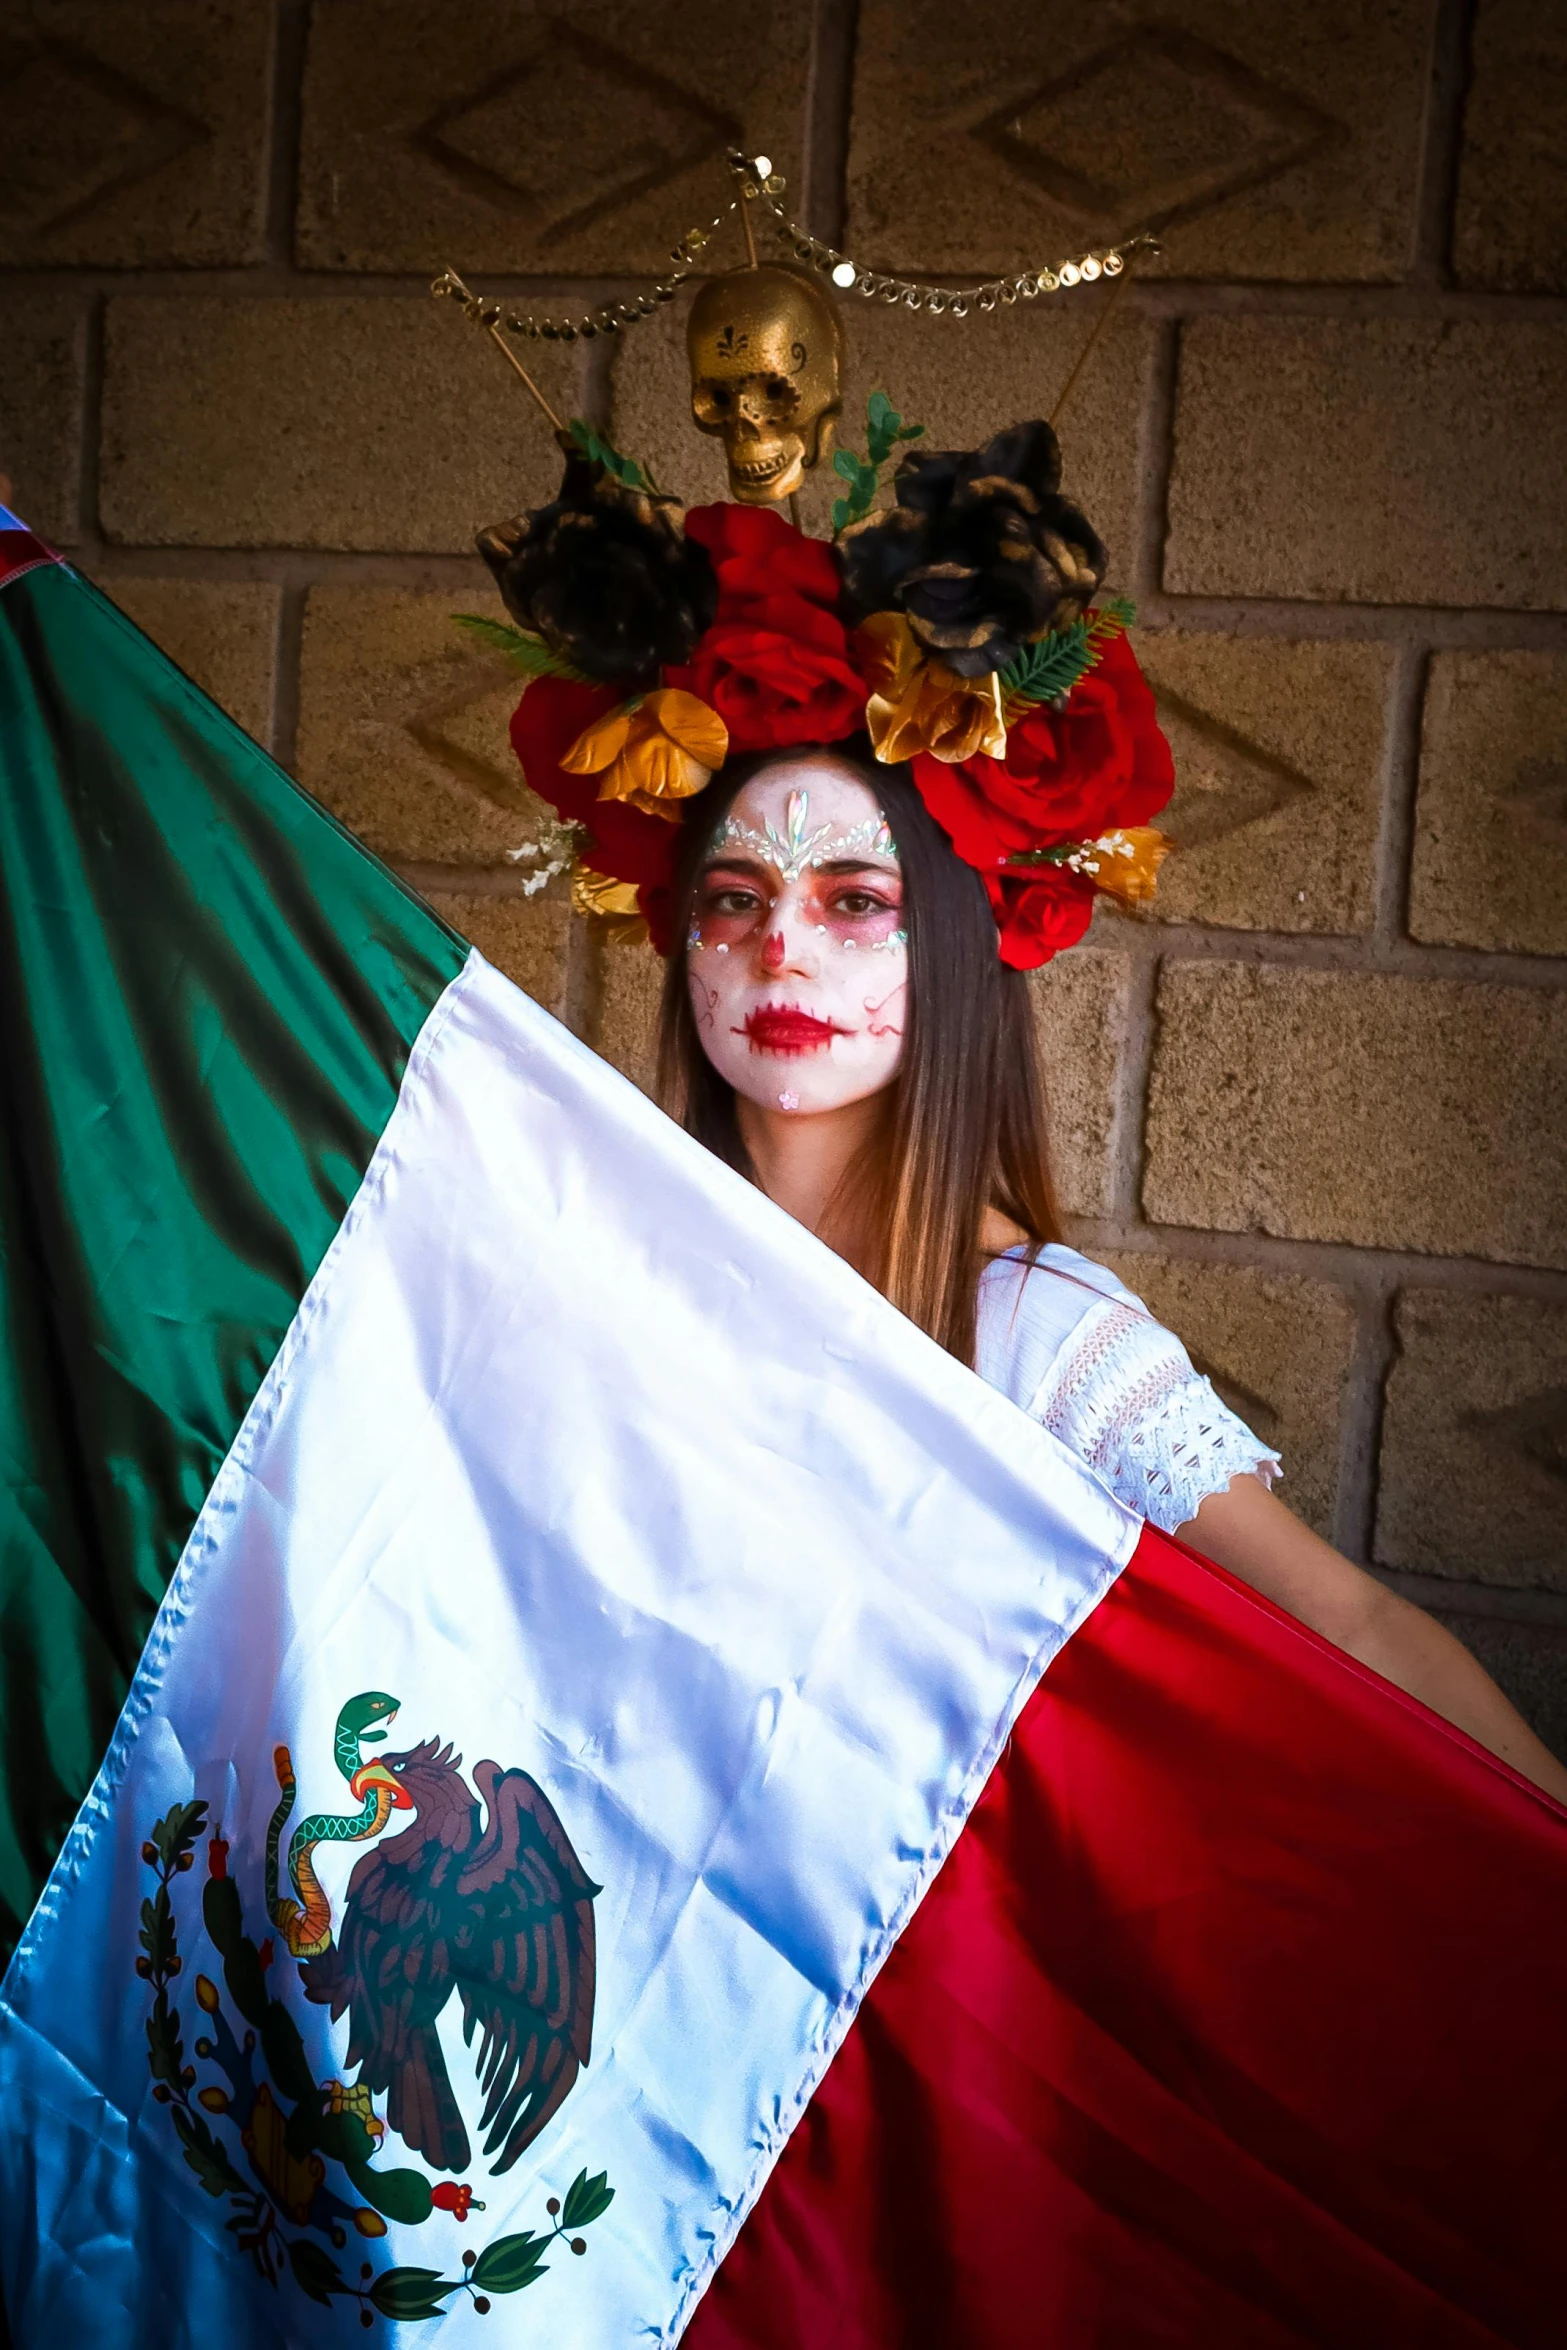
{"left": 1182, "top": 1473, "right": 1567, "bottom": 1806}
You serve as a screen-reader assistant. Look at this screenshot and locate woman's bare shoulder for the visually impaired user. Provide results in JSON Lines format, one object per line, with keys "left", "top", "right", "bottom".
{"left": 978, "top": 1207, "right": 1031, "bottom": 1255}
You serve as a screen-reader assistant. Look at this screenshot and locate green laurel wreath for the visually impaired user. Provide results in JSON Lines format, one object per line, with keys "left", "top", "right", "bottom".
{"left": 349, "top": 2171, "right": 616, "bottom": 2324}
{"left": 140, "top": 1799, "right": 615, "bottom": 2326}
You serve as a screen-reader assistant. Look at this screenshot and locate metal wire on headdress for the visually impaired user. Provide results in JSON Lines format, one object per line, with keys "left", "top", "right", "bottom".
{"left": 431, "top": 152, "right": 1173, "bottom": 968}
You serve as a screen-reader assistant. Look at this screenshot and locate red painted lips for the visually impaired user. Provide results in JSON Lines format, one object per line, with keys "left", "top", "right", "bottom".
{"left": 739, "top": 1005, "right": 850, "bottom": 1056}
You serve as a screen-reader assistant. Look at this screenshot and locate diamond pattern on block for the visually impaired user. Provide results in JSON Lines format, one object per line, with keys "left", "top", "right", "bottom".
{"left": 1149, "top": 686, "right": 1317, "bottom": 851}
{"left": 973, "top": 26, "right": 1343, "bottom": 240}
{"left": 402, "top": 669, "right": 540, "bottom": 821}
{"left": 0, "top": 38, "right": 205, "bottom": 239}
{"left": 1464, "top": 1384, "right": 1567, "bottom": 1490}
{"left": 411, "top": 19, "right": 737, "bottom": 245}
{"left": 1501, "top": 757, "right": 1567, "bottom": 841}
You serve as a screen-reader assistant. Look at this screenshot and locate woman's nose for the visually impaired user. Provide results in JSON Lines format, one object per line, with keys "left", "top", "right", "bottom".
{"left": 756, "top": 894, "right": 818, "bottom": 977}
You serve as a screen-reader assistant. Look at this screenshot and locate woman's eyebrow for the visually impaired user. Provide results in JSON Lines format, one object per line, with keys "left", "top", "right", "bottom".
{"left": 696, "top": 852, "right": 900, "bottom": 881}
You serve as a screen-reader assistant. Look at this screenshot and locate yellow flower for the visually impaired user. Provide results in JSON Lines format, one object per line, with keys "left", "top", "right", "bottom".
{"left": 1076, "top": 828, "right": 1171, "bottom": 907}
{"left": 571, "top": 865, "right": 649, "bottom": 946}
{"left": 855, "top": 611, "right": 1009, "bottom": 766}
{"left": 561, "top": 688, "right": 728, "bottom": 820}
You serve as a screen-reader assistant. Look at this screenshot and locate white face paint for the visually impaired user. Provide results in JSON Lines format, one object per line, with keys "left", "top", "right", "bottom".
{"left": 686, "top": 758, "right": 908, "bottom": 1118}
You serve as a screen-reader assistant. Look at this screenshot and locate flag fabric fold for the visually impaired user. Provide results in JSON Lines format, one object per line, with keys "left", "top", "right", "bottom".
{"left": 2, "top": 514, "right": 1565, "bottom": 2350}
{"left": 1, "top": 516, "right": 1145, "bottom": 2344}
{"left": 694, "top": 1526, "right": 1567, "bottom": 2348}
{"left": 0, "top": 511, "right": 462, "bottom": 1957}
{"left": 0, "top": 951, "right": 1140, "bottom": 2345}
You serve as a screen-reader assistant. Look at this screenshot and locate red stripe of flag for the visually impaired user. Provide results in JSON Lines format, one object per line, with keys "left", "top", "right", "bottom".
{"left": 692, "top": 1525, "right": 1567, "bottom": 2348}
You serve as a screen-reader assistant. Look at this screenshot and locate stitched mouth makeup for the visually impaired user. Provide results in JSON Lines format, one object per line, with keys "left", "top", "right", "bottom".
{"left": 739, "top": 1004, "right": 852, "bottom": 1056}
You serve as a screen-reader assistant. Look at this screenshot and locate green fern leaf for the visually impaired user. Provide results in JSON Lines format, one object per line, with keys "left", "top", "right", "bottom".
{"left": 999, "top": 598, "right": 1136, "bottom": 708}
{"left": 451, "top": 614, "right": 591, "bottom": 684}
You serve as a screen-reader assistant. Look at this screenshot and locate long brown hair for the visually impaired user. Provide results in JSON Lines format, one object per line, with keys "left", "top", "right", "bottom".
{"left": 656, "top": 743, "right": 1062, "bottom": 1365}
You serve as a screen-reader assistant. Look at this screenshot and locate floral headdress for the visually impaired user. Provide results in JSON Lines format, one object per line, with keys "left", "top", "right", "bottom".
{"left": 473, "top": 406, "right": 1173, "bottom": 970}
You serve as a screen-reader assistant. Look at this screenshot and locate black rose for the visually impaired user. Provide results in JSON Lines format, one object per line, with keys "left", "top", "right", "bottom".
{"left": 835, "top": 419, "right": 1107, "bottom": 678}
{"left": 477, "top": 451, "right": 717, "bottom": 690}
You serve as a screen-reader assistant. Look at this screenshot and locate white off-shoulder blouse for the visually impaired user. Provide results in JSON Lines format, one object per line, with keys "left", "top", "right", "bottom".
{"left": 974, "top": 1245, "right": 1281, "bottom": 1536}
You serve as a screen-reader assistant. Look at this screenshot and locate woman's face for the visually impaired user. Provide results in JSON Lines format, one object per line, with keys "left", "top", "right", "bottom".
{"left": 686, "top": 758, "right": 908, "bottom": 1118}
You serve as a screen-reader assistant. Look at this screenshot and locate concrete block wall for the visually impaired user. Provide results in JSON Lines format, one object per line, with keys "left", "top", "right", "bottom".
{"left": 4, "top": 0, "right": 1565, "bottom": 1739}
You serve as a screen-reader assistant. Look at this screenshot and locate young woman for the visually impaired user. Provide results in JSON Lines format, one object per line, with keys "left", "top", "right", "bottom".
{"left": 657, "top": 740, "right": 1567, "bottom": 1805}
{"left": 490, "top": 418, "right": 1567, "bottom": 1804}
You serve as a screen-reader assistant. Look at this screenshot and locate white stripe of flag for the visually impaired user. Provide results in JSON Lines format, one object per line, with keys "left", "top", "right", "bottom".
{"left": 0, "top": 952, "right": 1135, "bottom": 2346}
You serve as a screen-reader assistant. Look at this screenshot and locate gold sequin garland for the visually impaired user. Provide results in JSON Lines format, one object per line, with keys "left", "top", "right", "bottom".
{"left": 432, "top": 155, "right": 1155, "bottom": 350}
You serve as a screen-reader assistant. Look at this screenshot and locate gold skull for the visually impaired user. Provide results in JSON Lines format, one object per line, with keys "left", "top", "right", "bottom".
{"left": 687, "top": 264, "right": 843, "bottom": 503}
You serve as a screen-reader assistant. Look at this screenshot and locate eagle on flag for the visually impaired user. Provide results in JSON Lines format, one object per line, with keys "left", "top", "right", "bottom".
{"left": 302, "top": 1738, "right": 599, "bottom": 2177}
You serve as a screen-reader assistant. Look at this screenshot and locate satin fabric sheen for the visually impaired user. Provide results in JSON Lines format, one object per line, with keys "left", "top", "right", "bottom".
{"left": 0, "top": 547, "right": 462, "bottom": 1956}
{"left": 693, "top": 1524, "right": 1567, "bottom": 2348}
{"left": 0, "top": 954, "right": 1141, "bottom": 2347}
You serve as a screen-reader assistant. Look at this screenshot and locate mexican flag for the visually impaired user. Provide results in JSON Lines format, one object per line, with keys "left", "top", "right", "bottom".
{"left": 1, "top": 511, "right": 1564, "bottom": 2350}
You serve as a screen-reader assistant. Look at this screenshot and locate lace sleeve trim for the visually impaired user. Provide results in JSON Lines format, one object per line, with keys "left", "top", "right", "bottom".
{"left": 1031, "top": 1297, "right": 1281, "bottom": 1536}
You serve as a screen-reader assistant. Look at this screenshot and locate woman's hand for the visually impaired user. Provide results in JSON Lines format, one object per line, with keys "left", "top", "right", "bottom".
{"left": 1181, "top": 1473, "right": 1567, "bottom": 1806}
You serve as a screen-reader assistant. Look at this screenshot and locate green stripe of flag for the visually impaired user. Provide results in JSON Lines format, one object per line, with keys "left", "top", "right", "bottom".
{"left": 0, "top": 558, "right": 465, "bottom": 1958}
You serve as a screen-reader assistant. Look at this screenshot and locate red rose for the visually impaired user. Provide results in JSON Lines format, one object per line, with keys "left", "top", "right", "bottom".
{"left": 684, "top": 504, "right": 842, "bottom": 615}
{"left": 668, "top": 504, "right": 866, "bottom": 750}
{"left": 911, "top": 627, "right": 1173, "bottom": 873}
{"left": 508, "top": 675, "right": 679, "bottom": 891}
{"left": 668, "top": 595, "right": 866, "bottom": 752}
{"left": 984, "top": 869, "right": 1096, "bottom": 971}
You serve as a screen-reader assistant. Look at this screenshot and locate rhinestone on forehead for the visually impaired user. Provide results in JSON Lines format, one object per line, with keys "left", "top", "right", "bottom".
{"left": 711, "top": 787, "right": 896, "bottom": 886}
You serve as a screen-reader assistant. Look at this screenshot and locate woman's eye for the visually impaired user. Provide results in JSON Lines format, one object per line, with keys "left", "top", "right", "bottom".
{"left": 707, "top": 887, "right": 760, "bottom": 916}
{"left": 831, "top": 889, "right": 893, "bottom": 919}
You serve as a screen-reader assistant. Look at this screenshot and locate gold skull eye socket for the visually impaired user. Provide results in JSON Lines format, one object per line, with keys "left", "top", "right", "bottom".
{"left": 693, "top": 373, "right": 803, "bottom": 428}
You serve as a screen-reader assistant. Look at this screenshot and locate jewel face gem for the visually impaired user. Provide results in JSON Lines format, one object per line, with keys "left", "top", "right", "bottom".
{"left": 712, "top": 788, "right": 895, "bottom": 884}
